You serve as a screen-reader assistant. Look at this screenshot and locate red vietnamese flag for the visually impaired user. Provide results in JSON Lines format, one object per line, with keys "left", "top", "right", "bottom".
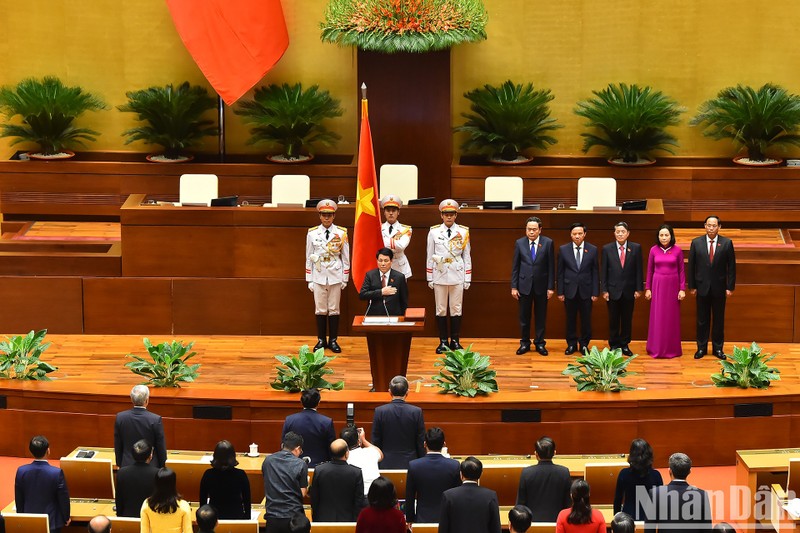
{"left": 352, "top": 96, "right": 383, "bottom": 292}
{"left": 165, "top": 0, "right": 289, "bottom": 105}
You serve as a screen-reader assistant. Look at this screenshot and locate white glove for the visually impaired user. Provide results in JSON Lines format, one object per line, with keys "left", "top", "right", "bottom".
{"left": 308, "top": 282, "right": 314, "bottom": 292}
{"left": 464, "top": 283, "right": 471, "bottom": 290}
{"left": 309, "top": 253, "right": 320, "bottom": 263}
{"left": 428, "top": 282, "right": 434, "bottom": 289}
{"left": 341, "top": 282, "right": 347, "bottom": 290}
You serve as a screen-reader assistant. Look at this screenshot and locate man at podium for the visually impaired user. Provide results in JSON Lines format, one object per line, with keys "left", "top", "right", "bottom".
{"left": 359, "top": 248, "right": 409, "bottom": 316}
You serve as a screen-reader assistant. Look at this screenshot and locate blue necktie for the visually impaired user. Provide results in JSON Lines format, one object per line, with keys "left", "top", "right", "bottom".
{"left": 530, "top": 241, "right": 537, "bottom": 261}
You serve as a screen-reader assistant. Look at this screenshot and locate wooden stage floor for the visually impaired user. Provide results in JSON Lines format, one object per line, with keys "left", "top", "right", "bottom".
{"left": 1, "top": 333, "right": 799, "bottom": 466}
{"left": 8, "top": 333, "right": 799, "bottom": 393}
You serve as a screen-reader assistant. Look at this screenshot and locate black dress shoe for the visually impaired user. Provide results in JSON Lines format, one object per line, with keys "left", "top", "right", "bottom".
{"left": 564, "top": 345, "right": 577, "bottom": 355}
{"left": 516, "top": 343, "right": 531, "bottom": 355}
{"left": 535, "top": 344, "right": 549, "bottom": 356}
{"left": 713, "top": 350, "right": 726, "bottom": 360}
{"left": 328, "top": 338, "right": 342, "bottom": 353}
{"left": 621, "top": 347, "right": 633, "bottom": 357}
{"left": 312, "top": 338, "right": 326, "bottom": 351}
{"left": 436, "top": 340, "right": 449, "bottom": 354}
{"left": 578, "top": 345, "right": 588, "bottom": 355}
{"left": 694, "top": 349, "right": 706, "bottom": 359}
{"left": 450, "top": 339, "right": 464, "bottom": 351}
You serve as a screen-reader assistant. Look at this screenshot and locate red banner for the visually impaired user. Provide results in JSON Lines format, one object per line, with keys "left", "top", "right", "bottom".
{"left": 352, "top": 98, "right": 383, "bottom": 292}
{"left": 165, "top": 0, "right": 289, "bottom": 105}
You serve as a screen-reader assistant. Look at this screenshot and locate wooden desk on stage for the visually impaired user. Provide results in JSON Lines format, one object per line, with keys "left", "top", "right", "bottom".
{"left": 352, "top": 308, "right": 425, "bottom": 390}
{"left": 736, "top": 448, "right": 800, "bottom": 526}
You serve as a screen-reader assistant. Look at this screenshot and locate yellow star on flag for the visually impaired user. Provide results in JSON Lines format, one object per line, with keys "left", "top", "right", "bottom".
{"left": 356, "top": 182, "right": 376, "bottom": 220}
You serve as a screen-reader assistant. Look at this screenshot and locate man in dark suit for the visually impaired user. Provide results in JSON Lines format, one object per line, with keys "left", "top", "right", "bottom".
{"left": 309, "top": 439, "right": 366, "bottom": 521}
{"left": 557, "top": 222, "right": 599, "bottom": 354}
{"left": 601, "top": 221, "right": 643, "bottom": 356}
{"left": 14, "top": 435, "right": 70, "bottom": 533}
{"left": 114, "top": 385, "right": 167, "bottom": 468}
{"left": 511, "top": 216, "right": 555, "bottom": 356}
{"left": 405, "top": 427, "right": 461, "bottom": 525}
{"left": 115, "top": 439, "right": 159, "bottom": 517}
{"left": 359, "top": 247, "right": 409, "bottom": 316}
{"left": 87, "top": 515, "right": 111, "bottom": 533}
{"left": 371, "top": 375, "right": 425, "bottom": 469}
{"left": 281, "top": 388, "right": 336, "bottom": 467}
{"left": 645, "top": 452, "right": 711, "bottom": 533}
{"left": 516, "top": 436, "right": 572, "bottom": 522}
{"left": 439, "top": 456, "right": 501, "bottom": 533}
{"left": 688, "top": 215, "right": 736, "bottom": 359}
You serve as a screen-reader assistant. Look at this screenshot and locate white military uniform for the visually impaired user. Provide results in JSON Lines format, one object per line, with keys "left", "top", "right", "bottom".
{"left": 426, "top": 222, "right": 472, "bottom": 316}
{"left": 382, "top": 221, "right": 413, "bottom": 278}
{"left": 306, "top": 224, "right": 350, "bottom": 315}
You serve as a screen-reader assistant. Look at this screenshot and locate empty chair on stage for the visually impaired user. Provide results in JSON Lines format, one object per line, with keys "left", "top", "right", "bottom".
{"left": 380, "top": 164, "right": 418, "bottom": 202}
{"left": 179, "top": 174, "right": 219, "bottom": 206}
{"left": 485, "top": 176, "right": 523, "bottom": 208}
{"left": 577, "top": 177, "right": 616, "bottom": 210}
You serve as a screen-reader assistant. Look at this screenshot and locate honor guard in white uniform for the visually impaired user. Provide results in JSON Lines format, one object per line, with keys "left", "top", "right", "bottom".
{"left": 426, "top": 199, "right": 472, "bottom": 353}
{"left": 380, "top": 194, "right": 413, "bottom": 278}
{"left": 306, "top": 199, "right": 350, "bottom": 353}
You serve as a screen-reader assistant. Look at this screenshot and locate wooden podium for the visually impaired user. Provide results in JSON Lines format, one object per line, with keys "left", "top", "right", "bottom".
{"left": 352, "top": 308, "right": 426, "bottom": 391}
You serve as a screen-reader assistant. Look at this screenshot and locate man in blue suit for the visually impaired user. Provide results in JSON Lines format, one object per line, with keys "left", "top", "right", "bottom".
{"left": 281, "top": 388, "right": 336, "bottom": 467}
{"left": 511, "top": 216, "right": 555, "bottom": 356}
{"left": 14, "top": 435, "right": 70, "bottom": 532}
{"left": 371, "top": 375, "right": 425, "bottom": 469}
{"left": 405, "top": 427, "right": 461, "bottom": 525}
{"left": 557, "top": 222, "right": 599, "bottom": 354}
{"left": 439, "top": 457, "right": 501, "bottom": 533}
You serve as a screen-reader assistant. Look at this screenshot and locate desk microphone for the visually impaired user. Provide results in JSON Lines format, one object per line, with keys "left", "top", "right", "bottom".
{"left": 382, "top": 297, "right": 391, "bottom": 320}
{"left": 364, "top": 299, "right": 373, "bottom": 318}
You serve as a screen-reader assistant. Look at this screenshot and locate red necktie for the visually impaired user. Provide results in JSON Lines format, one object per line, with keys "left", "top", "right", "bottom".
{"left": 381, "top": 274, "right": 387, "bottom": 288}
{"left": 709, "top": 240, "right": 715, "bottom": 264}
{"left": 620, "top": 245, "right": 626, "bottom": 267}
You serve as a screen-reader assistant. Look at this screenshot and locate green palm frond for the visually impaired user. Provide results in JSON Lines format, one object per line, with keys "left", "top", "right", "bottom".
{"left": 320, "top": 0, "right": 488, "bottom": 53}
{"left": 574, "top": 83, "right": 683, "bottom": 163}
{"left": 234, "top": 83, "right": 343, "bottom": 159}
{"left": 0, "top": 76, "right": 106, "bottom": 155}
{"left": 117, "top": 82, "right": 218, "bottom": 159}
{"left": 562, "top": 346, "right": 637, "bottom": 392}
{"left": 271, "top": 345, "right": 344, "bottom": 392}
{"left": 125, "top": 338, "right": 199, "bottom": 388}
{"left": 710, "top": 342, "right": 780, "bottom": 389}
{"left": 432, "top": 344, "right": 498, "bottom": 397}
{"left": 690, "top": 84, "right": 800, "bottom": 161}
{"left": 455, "top": 80, "right": 561, "bottom": 161}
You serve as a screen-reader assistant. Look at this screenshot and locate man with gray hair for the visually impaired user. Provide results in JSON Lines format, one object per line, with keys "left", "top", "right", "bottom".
{"left": 371, "top": 375, "right": 425, "bottom": 469}
{"left": 645, "top": 452, "right": 711, "bottom": 533}
{"left": 114, "top": 385, "right": 167, "bottom": 468}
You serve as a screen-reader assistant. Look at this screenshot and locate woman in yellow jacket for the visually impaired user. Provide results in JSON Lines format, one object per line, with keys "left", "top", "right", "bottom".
{"left": 140, "top": 467, "right": 192, "bottom": 533}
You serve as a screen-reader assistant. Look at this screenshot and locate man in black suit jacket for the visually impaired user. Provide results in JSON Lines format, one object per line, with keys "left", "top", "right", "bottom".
{"left": 439, "top": 457, "right": 501, "bottom": 533}
{"left": 371, "top": 375, "right": 425, "bottom": 469}
{"left": 511, "top": 216, "right": 555, "bottom": 356}
{"left": 600, "top": 222, "right": 643, "bottom": 356}
{"left": 645, "top": 452, "right": 711, "bottom": 533}
{"left": 557, "top": 222, "right": 599, "bottom": 354}
{"left": 114, "top": 385, "right": 167, "bottom": 468}
{"left": 516, "top": 436, "right": 571, "bottom": 522}
{"left": 309, "top": 439, "right": 365, "bottom": 521}
{"left": 405, "top": 427, "right": 461, "bottom": 524}
{"left": 359, "top": 247, "right": 409, "bottom": 316}
{"left": 281, "top": 388, "right": 336, "bottom": 467}
{"left": 687, "top": 215, "right": 736, "bottom": 359}
{"left": 14, "top": 436, "right": 70, "bottom": 533}
{"left": 115, "top": 439, "right": 159, "bottom": 518}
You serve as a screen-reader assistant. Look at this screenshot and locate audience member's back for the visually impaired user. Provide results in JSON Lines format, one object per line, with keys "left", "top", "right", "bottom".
{"left": 371, "top": 376, "right": 425, "bottom": 469}
{"left": 517, "top": 436, "right": 572, "bottom": 522}
{"left": 405, "top": 427, "right": 461, "bottom": 523}
{"left": 281, "top": 388, "right": 336, "bottom": 467}
{"left": 14, "top": 435, "right": 70, "bottom": 532}
{"left": 115, "top": 439, "right": 158, "bottom": 518}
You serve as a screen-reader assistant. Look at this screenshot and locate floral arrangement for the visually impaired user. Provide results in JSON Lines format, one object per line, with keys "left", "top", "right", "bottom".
{"left": 320, "top": 0, "right": 488, "bottom": 53}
